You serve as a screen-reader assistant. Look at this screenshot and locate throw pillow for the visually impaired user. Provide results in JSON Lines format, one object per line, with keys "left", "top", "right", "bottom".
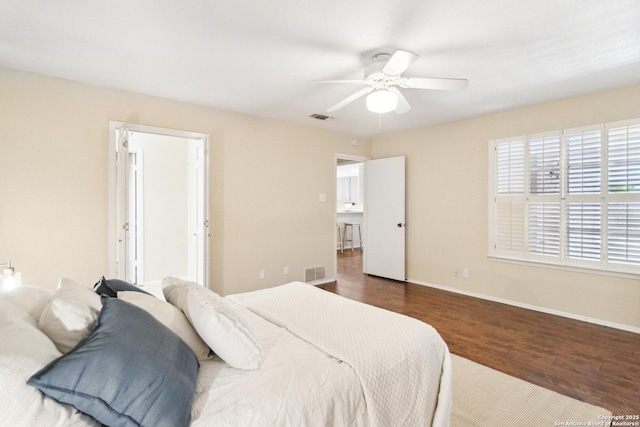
{"left": 38, "top": 278, "right": 102, "bottom": 353}
{"left": 29, "top": 298, "right": 199, "bottom": 427}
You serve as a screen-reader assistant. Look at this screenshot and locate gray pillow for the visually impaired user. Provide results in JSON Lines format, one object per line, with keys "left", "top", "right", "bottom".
{"left": 28, "top": 297, "right": 198, "bottom": 427}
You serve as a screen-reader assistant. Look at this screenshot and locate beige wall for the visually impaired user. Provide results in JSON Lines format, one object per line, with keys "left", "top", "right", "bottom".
{"left": 371, "top": 85, "right": 640, "bottom": 330}
{"left": 0, "top": 67, "right": 370, "bottom": 295}
{"left": 1, "top": 66, "right": 638, "bottom": 329}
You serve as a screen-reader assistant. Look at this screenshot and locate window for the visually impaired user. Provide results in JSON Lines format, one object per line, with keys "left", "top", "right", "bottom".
{"left": 489, "top": 119, "right": 640, "bottom": 275}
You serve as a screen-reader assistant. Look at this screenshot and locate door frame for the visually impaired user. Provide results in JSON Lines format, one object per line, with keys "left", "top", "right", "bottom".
{"left": 334, "top": 153, "right": 369, "bottom": 279}
{"left": 108, "top": 121, "right": 211, "bottom": 287}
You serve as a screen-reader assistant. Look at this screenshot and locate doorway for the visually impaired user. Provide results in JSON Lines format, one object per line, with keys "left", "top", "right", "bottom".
{"left": 335, "top": 154, "right": 407, "bottom": 283}
{"left": 335, "top": 153, "right": 368, "bottom": 279}
{"left": 109, "top": 122, "right": 210, "bottom": 287}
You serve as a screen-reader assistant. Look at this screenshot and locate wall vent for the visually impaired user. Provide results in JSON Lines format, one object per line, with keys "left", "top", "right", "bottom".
{"left": 304, "top": 266, "right": 326, "bottom": 283}
{"left": 309, "top": 113, "right": 333, "bottom": 121}
{"left": 304, "top": 267, "right": 315, "bottom": 282}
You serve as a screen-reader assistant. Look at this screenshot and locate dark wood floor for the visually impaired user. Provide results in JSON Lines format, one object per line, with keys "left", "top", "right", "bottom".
{"left": 319, "top": 250, "right": 640, "bottom": 416}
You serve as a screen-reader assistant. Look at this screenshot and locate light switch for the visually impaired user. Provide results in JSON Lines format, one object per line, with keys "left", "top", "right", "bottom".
{"left": 319, "top": 193, "right": 327, "bottom": 202}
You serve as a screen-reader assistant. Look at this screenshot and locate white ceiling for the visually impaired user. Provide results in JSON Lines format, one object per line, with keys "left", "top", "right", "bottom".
{"left": 2, "top": 0, "right": 640, "bottom": 137}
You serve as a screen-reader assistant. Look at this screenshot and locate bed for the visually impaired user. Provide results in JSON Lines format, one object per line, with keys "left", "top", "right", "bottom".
{"left": 0, "top": 277, "right": 452, "bottom": 427}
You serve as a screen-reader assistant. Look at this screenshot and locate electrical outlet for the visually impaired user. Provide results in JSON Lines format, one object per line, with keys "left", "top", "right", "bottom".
{"left": 454, "top": 268, "right": 460, "bottom": 277}
{"left": 259, "top": 270, "right": 265, "bottom": 280}
{"left": 462, "top": 268, "right": 469, "bottom": 278}
{"left": 284, "top": 266, "right": 289, "bottom": 275}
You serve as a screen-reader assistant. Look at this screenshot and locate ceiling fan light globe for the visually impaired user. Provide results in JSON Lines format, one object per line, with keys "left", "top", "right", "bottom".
{"left": 366, "top": 89, "right": 398, "bottom": 114}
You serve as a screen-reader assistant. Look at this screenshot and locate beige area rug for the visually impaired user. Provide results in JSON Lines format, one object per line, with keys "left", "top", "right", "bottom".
{"left": 451, "top": 354, "right": 613, "bottom": 427}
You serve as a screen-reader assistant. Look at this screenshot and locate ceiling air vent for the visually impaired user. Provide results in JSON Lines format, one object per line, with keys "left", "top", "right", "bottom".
{"left": 309, "top": 113, "right": 333, "bottom": 121}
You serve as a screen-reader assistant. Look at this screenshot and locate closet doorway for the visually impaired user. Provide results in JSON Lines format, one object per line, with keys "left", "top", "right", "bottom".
{"left": 109, "top": 122, "right": 210, "bottom": 288}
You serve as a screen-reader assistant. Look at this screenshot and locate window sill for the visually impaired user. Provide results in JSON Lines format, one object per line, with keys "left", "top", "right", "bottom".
{"left": 487, "top": 255, "right": 640, "bottom": 280}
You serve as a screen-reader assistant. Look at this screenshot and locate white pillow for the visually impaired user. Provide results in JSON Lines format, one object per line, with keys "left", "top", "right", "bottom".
{"left": 0, "top": 297, "right": 38, "bottom": 326}
{"left": 162, "top": 277, "right": 263, "bottom": 370}
{"left": 0, "top": 285, "right": 54, "bottom": 323}
{"left": 162, "top": 276, "right": 191, "bottom": 308}
{"left": 39, "top": 278, "right": 102, "bottom": 353}
{"left": 117, "top": 291, "right": 211, "bottom": 360}
{"left": 0, "top": 300, "right": 100, "bottom": 427}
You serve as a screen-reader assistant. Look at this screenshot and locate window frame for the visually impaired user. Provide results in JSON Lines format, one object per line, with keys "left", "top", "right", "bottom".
{"left": 488, "top": 119, "right": 640, "bottom": 277}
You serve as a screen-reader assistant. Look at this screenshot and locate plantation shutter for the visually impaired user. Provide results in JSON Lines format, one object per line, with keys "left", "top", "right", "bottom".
{"left": 528, "top": 133, "right": 561, "bottom": 258}
{"left": 607, "top": 121, "right": 640, "bottom": 268}
{"left": 492, "top": 138, "right": 526, "bottom": 257}
{"left": 607, "top": 202, "right": 640, "bottom": 265}
{"left": 529, "top": 134, "right": 560, "bottom": 195}
{"left": 497, "top": 139, "right": 525, "bottom": 194}
{"left": 565, "top": 127, "right": 603, "bottom": 262}
{"left": 566, "top": 203, "right": 601, "bottom": 260}
{"left": 528, "top": 202, "right": 560, "bottom": 256}
{"left": 496, "top": 200, "right": 526, "bottom": 252}
{"left": 608, "top": 124, "right": 640, "bottom": 193}
{"left": 567, "top": 129, "right": 602, "bottom": 194}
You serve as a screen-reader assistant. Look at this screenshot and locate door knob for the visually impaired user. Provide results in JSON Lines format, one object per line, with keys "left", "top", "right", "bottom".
{"left": 397, "top": 223, "right": 404, "bottom": 228}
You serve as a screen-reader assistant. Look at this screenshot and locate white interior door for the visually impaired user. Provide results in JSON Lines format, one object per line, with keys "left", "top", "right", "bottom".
{"left": 364, "top": 156, "right": 406, "bottom": 281}
{"left": 126, "top": 151, "right": 139, "bottom": 284}
{"left": 195, "top": 139, "right": 207, "bottom": 286}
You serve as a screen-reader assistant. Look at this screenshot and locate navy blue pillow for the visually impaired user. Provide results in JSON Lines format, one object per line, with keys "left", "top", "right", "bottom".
{"left": 93, "top": 276, "right": 152, "bottom": 298}
{"left": 28, "top": 298, "right": 198, "bottom": 427}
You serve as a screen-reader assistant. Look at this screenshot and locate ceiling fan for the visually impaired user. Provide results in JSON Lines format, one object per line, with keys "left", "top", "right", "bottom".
{"left": 318, "top": 50, "right": 468, "bottom": 114}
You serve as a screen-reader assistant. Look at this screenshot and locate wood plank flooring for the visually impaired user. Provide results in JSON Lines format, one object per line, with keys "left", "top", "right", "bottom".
{"left": 319, "top": 250, "right": 640, "bottom": 416}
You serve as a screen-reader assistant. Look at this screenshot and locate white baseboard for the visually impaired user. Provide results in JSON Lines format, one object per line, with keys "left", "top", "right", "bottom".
{"left": 309, "top": 277, "right": 336, "bottom": 286}
{"left": 409, "top": 278, "right": 640, "bottom": 335}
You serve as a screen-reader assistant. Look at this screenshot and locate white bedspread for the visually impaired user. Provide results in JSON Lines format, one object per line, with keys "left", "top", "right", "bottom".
{"left": 190, "top": 297, "right": 368, "bottom": 426}
{"left": 229, "top": 282, "right": 452, "bottom": 427}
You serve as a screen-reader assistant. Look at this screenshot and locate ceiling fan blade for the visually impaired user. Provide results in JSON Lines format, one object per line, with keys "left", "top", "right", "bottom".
{"left": 388, "top": 87, "right": 411, "bottom": 115}
{"left": 327, "top": 87, "right": 374, "bottom": 112}
{"left": 382, "top": 50, "right": 419, "bottom": 76}
{"left": 401, "top": 77, "right": 468, "bottom": 91}
{"left": 313, "top": 79, "right": 367, "bottom": 84}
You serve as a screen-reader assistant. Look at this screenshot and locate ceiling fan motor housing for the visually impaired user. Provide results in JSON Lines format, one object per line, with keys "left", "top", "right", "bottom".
{"left": 365, "top": 53, "right": 394, "bottom": 82}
